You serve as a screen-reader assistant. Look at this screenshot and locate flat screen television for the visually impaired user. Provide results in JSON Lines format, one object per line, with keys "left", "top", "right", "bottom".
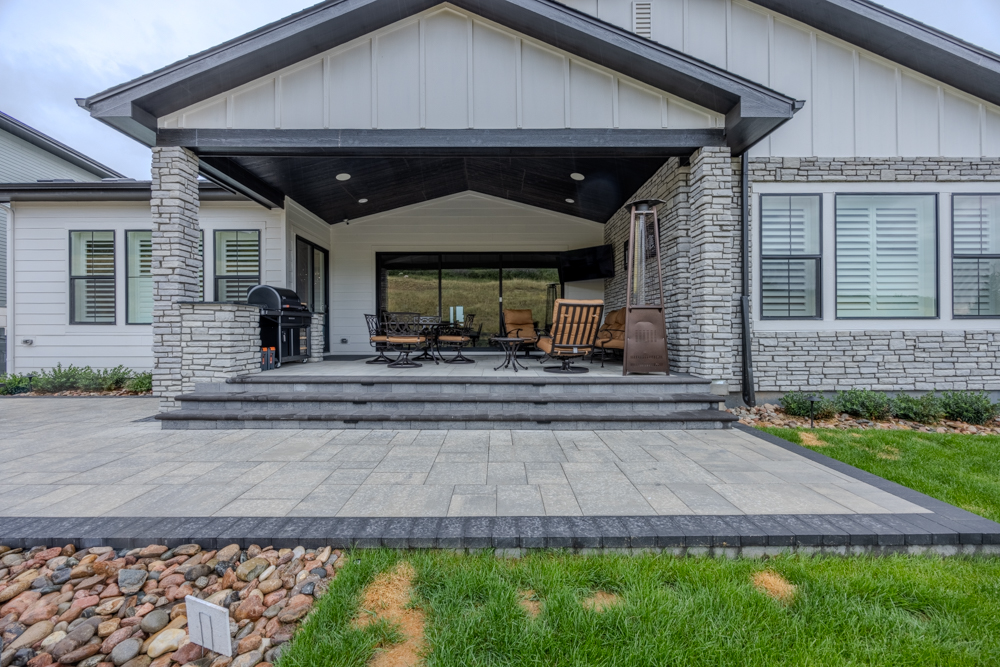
{"left": 558, "top": 244, "right": 615, "bottom": 283}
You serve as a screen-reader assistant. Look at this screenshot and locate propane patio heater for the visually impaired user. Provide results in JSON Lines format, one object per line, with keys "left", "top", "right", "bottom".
{"left": 623, "top": 199, "right": 670, "bottom": 375}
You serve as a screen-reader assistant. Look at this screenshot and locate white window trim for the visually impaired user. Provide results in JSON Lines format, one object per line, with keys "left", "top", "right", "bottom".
{"left": 751, "top": 181, "right": 1000, "bottom": 332}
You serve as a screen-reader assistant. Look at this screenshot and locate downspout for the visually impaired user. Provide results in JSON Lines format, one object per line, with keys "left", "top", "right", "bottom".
{"left": 1, "top": 202, "right": 13, "bottom": 375}
{"left": 739, "top": 154, "right": 756, "bottom": 407}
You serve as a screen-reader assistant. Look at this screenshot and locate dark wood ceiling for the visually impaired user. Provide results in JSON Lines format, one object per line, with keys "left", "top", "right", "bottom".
{"left": 223, "top": 155, "right": 670, "bottom": 223}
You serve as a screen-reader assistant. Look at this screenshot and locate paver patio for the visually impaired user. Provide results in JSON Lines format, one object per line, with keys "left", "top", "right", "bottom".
{"left": 0, "top": 397, "right": 928, "bottom": 518}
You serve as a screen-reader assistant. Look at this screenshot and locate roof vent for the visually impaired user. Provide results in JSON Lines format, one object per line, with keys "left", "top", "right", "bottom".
{"left": 632, "top": 2, "right": 652, "bottom": 39}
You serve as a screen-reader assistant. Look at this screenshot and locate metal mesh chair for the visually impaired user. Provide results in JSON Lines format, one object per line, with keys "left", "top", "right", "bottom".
{"left": 364, "top": 313, "right": 391, "bottom": 364}
{"left": 536, "top": 299, "right": 604, "bottom": 374}
{"left": 384, "top": 312, "right": 431, "bottom": 369}
{"left": 437, "top": 314, "right": 476, "bottom": 364}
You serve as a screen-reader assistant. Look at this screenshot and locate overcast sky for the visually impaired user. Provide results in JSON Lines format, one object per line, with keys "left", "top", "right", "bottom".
{"left": 0, "top": 0, "right": 997, "bottom": 180}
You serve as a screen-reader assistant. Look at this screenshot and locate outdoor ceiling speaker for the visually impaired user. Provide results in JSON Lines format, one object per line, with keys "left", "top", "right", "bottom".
{"left": 622, "top": 198, "right": 669, "bottom": 376}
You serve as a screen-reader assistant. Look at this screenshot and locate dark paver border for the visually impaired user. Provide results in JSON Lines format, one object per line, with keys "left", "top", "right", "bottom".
{"left": 1, "top": 428, "right": 997, "bottom": 551}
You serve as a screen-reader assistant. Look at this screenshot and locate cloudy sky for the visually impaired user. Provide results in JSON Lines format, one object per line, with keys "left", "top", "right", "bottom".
{"left": 1, "top": 0, "right": 997, "bottom": 179}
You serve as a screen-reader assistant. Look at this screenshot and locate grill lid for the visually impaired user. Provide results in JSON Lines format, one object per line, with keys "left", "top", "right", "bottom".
{"left": 247, "top": 285, "right": 309, "bottom": 311}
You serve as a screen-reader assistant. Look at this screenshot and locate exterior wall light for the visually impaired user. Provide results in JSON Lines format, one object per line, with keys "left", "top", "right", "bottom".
{"left": 570, "top": 173, "right": 585, "bottom": 181}
{"left": 336, "top": 173, "right": 351, "bottom": 181}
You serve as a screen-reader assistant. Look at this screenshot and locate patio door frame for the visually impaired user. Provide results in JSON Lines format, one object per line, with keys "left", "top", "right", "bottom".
{"left": 295, "top": 235, "right": 330, "bottom": 353}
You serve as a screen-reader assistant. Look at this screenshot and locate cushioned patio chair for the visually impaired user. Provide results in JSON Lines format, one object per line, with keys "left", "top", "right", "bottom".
{"left": 536, "top": 299, "right": 604, "bottom": 374}
{"left": 592, "top": 306, "right": 626, "bottom": 367}
{"left": 501, "top": 308, "right": 541, "bottom": 355}
{"left": 436, "top": 314, "right": 476, "bottom": 364}
{"left": 385, "top": 312, "right": 435, "bottom": 369}
{"left": 364, "top": 313, "right": 391, "bottom": 364}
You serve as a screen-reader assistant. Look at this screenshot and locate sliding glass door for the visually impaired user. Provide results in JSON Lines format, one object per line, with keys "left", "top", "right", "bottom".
{"left": 377, "top": 252, "right": 561, "bottom": 347}
{"left": 295, "top": 237, "right": 329, "bottom": 353}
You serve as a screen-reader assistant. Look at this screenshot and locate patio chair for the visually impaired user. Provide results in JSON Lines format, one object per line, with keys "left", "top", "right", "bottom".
{"left": 384, "top": 312, "right": 435, "bottom": 369}
{"left": 364, "top": 313, "right": 391, "bottom": 364}
{"left": 501, "top": 308, "right": 541, "bottom": 355}
{"left": 536, "top": 299, "right": 605, "bottom": 374}
{"left": 437, "top": 314, "right": 476, "bottom": 364}
{"left": 592, "top": 306, "right": 626, "bottom": 367}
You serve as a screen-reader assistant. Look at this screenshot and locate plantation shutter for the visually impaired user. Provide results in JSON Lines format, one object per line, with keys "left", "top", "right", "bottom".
{"left": 953, "top": 194, "right": 1000, "bottom": 316}
{"left": 632, "top": 2, "right": 652, "bottom": 39}
{"left": 70, "top": 231, "right": 115, "bottom": 324}
{"left": 836, "top": 195, "right": 937, "bottom": 318}
{"left": 126, "top": 231, "right": 153, "bottom": 324}
{"left": 215, "top": 230, "right": 260, "bottom": 302}
{"left": 760, "top": 195, "right": 820, "bottom": 318}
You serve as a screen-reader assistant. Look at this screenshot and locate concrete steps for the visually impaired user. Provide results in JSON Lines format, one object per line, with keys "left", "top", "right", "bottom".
{"left": 157, "top": 374, "right": 736, "bottom": 430}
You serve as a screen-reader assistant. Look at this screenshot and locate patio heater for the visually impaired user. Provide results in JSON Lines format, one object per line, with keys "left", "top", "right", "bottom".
{"left": 623, "top": 199, "right": 670, "bottom": 375}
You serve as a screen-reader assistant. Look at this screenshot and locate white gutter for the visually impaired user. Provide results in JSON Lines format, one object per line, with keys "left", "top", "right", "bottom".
{"left": 1, "top": 202, "right": 13, "bottom": 375}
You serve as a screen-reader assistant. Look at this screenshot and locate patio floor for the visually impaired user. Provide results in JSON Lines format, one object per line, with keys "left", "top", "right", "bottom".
{"left": 267, "top": 353, "right": 634, "bottom": 378}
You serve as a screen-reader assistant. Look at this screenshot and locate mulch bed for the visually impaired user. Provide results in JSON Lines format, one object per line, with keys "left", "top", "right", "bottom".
{"left": 729, "top": 404, "right": 1000, "bottom": 435}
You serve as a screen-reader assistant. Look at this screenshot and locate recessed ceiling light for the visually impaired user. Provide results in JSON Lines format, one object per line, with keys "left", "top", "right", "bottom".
{"left": 565, "top": 198, "right": 575, "bottom": 204}
{"left": 336, "top": 173, "right": 351, "bottom": 181}
{"left": 358, "top": 198, "right": 368, "bottom": 204}
{"left": 570, "top": 172, "right": 585, "bottom": 181}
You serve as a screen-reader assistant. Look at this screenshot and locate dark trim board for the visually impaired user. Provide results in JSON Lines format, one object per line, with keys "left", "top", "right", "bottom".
{"left": 2, "top": 428, "right": 998, "bottom": 551}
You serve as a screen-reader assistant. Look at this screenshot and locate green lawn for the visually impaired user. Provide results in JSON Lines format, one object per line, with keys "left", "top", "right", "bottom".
{"left": 758, "top": 427, "right": 1000, "bottom": 523}
{"left": 280, "top": 550, "right": 1000, "bottom": 667}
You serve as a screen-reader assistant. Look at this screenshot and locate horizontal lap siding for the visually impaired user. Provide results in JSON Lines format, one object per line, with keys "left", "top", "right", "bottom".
{"left": 330, "top": 193, "right": 604, "bottom": 354}
{"left": 11, "top": 202, "right": 281, "bottom": 373}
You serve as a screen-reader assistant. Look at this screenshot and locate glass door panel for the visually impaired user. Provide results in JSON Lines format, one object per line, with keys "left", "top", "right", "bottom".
{"left": 295, "top": 237, "right": 329, "bottom": 352}
{"left": 441, "top": 254, "right": 500, "bottom": 346}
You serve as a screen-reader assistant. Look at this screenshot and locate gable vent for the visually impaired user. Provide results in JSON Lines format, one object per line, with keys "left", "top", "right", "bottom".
{"left": 632, "top": 2, "right": 652, "bottom": 39}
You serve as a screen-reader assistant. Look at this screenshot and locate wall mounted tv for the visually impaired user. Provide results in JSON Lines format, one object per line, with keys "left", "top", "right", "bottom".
{"left": 557, "top": 245, "right": 615, "bottom": 283}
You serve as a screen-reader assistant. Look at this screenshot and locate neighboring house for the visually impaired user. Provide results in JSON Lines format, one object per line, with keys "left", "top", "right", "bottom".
{"left": 3, "top": 0, "right": 999, "bottom": 401}
{"left": 0, "top": 111, "right": 123, "bottom": 373}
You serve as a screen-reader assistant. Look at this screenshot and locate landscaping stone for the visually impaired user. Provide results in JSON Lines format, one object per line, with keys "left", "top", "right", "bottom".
{"left": 116, "top": 574, "right": 146, "bottom": 597}
{"left": 729, "top": 405, "right": 1000, "bottom": 434}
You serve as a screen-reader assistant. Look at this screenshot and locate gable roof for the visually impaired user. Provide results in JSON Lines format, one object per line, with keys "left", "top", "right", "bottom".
{"left": 749, "top": 0, "right": 1000, "bottom": 108}
{"left": 0, "top": 111, "right": 124, "bottom": 180}
{"left": 79, "top": 0, "right": 799, "bottom": 155}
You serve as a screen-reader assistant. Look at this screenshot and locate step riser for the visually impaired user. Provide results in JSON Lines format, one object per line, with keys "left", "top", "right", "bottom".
{"left": 163, "top": 419, "right": 733, "bottom": 431}
{"left": 204, "top": 382, "right": 712, "bottom": 396}
{"left": 182, "top": 400, "right": 721, "bottom": 414}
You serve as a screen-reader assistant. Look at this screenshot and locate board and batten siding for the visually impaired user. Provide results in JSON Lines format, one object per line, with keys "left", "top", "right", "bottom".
{"left": 158, "top": 5, "right": 721, "bottom": 131}
{"left": 559, "top": 0, "right": 1000, "bottom": 158}
{"left": 284, "top": 198, "right": 332, "bottom": 289}
{"left": 9, "top": 201, "right": 283, "bottom": 373}
{"left": 328, "top": 192, "right": 604, "bottom": 355}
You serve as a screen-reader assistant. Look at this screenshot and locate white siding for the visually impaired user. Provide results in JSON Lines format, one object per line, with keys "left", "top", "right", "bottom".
{"left": 328, "top": 192, "right": 604, "bottom": 354}
{"left": 160, "top": 6, "right": 721, "bottom": 131}
{"left": 9, "top": 201, "right": 282, "bottom": 373}
{"left": 284, "top": 198, "right": 332, "bottom": 289}
{"left": 0, "top": 130, "right": 103, "bottom": 183}
{"left": 557, "top": 0, "right": 1000, "bottom": 159}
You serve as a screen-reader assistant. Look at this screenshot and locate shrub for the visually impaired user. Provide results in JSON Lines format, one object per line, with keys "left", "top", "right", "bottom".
{"left": 33, "top": 363, "right": 88, "bottom": 393}
{"left": 0, "top": 373, "right": 33, "bottom": 395}
{"left": 124, "top": 372, "right": 153, "bottom": 394}
{"left": 780, "top": 391, "right": 837, "bottom": 419}
{"left": 836, "top": 389, "right": 892, "bottom": 421}
{"left": 98, "top": 365, "right": 135, "bottom": 391}
{"left": 891, "top": 392, "right": 944, "bottom": 424}
{"left": 939, "top": 390, "right": 1000, "bottom": 425}
{"left": 23, "top": 364, "right": 147, "bottom": 394}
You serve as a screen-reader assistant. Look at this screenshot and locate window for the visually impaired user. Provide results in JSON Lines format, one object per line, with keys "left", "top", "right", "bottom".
{"left": 759, "top": 195, "right": 821, "bottom": 318}
{"left": 126, "top": 231, "right": 152, "bottom": 324}
{"left": 836, "top": 194, "right": 937, "bottom": 318}
{"left": 70, "top": 231, "right": 115, "bottom": 324}
{"left": 214, "top": 230, "right": 259, "bottom": 302}
{"left": 953, "top": 194, "right": 1000, "bottom": 317}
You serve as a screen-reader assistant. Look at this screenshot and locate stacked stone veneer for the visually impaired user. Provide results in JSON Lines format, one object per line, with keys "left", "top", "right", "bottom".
{"left": 178, "top": 302, "right": 261, "bottom": 395}
{"left": 151, "top": 147, "right": 202, "bottom": 410}
{"left": 604, "top": 147, "right": 737, "bottom": 384}
{"left": 310, "top": 314, "right": 325, "bottom": 363}
{"left": 747, "top": 156, "right": 1000, "bottom": 394}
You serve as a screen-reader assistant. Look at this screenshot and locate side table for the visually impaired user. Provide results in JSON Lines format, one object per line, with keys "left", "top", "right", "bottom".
{"left": 492, "top": 337, "right": 528, "bottom": 372}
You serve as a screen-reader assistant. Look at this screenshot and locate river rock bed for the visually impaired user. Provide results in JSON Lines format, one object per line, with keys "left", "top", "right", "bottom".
{"left": 729, "top": 404, "right": 1000, "bottom": 435}
{"left": 0, "top": 543, "right": 344, "bottom": 667}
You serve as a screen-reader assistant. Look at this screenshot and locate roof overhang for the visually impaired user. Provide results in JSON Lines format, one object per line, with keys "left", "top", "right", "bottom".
{"left": 80, "top": 0, "right": 799, "bottom": 156}
{"left": 0, "top": 181, "right": 247, "bottom": 203}
{"left": 749, "top": 0, "right": 1000, "bottom": 107}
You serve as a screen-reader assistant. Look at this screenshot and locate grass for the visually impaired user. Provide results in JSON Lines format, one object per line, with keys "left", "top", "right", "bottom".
{"left": 758, "top": 427, "right": 1000, "bottom": 523}
{"left": 281, "top": 550, "right": 1000, "bottom": 667}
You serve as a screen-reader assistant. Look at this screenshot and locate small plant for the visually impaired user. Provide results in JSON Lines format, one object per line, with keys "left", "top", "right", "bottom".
{"left": 33, "top": 363, "right": 88, "bottom": 393}
{"left": 780, "top": 391, "right": 838, "bottom": 419}
{"left": 836, "top": 389, "right": 892, "bottom": 421}
{"left": 891, "top": 392, "right": 944, "bottom": 424}
{"left": 0, "top": 373, "right": 33, "bottom": 395}
{"left": 124, "top": 372, "right": 153, "bottom": 394}
{"left": 939, "top": 390, "right": 1000, "bottom": 425}
{"left": 98, "top": 365, "right": 135, "bottom": 391}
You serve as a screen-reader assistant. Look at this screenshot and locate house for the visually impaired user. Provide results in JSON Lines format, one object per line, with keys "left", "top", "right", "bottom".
{"left": 0, "top": 111, "right": 124, "bottom": 373}
{"left": 3, "top": 0, "right": 999, "bottom": 408}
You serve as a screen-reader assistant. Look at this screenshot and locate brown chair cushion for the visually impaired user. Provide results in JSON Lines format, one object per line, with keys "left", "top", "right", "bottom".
{"left": 503, "top": 309, "right": 537, "bottom": 340}
{"left": 386, "top": 336, "right": 426, "bottom": 344}
{"left": 595, "top": 338, "right": 624, "bottom": 350}
{"left": 536, "top": 336, "right": 588, "bottom": 356}
{"left": 598, "top": 307, "right": 627, "bottom": 343}
{"left": 370, "top": 335, "right": 388, "bottom": 342}
{"left": 437, "top": 335, "right": 471, "bottom": 343}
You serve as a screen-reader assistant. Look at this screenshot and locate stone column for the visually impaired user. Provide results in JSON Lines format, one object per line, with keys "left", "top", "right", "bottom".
{"left": 687, "top": 147, "right": 737, "bottom": 385}
{"left": 309, "top": 314, "right": 325, "bottom": 363}
{"left": 151, "top": 147, "right": 202, "bottom": 410}
{"left": 179, "top": 302, "right": 261, "bottom": 395}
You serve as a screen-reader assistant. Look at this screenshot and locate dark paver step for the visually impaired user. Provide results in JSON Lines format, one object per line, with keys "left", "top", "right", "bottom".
{"left": 177, "top": 392, "right": 723, "bottom": 404}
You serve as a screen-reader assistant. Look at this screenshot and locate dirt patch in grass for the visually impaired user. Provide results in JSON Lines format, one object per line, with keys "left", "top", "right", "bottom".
{"left": 355, "top": 561, "right": 426, "bottom": 667}
{"left": 582, "top": 591, "right": 621, "bottom": 612}
{"left": 877, "top": 447, "right": 901, "bottom": 460}
{"left": 752, "top": 571, "right": 796, "bottom": 605}
{"left": 799, "top": 431, "right": 827, "bottom": 447}
{"left": 519, "top": 590, "right": 541, "bottom": 618}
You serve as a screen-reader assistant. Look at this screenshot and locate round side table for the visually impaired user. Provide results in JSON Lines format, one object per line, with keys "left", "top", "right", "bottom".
{"left": 492, "top": 337, "right": 528, "bottom": 372}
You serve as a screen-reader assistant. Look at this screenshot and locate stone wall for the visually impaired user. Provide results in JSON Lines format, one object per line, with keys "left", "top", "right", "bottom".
{"left": 753, "top": 330, "right": 1000, "bottom": 392}
{"left": 310, "top": 314, "right": 325, "bottom": 363}
{"left": 178, "top": 302, "right": 261, "bottom": 395}
{"left": 151, "top": 147, "right": 202, "bottom": 410}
